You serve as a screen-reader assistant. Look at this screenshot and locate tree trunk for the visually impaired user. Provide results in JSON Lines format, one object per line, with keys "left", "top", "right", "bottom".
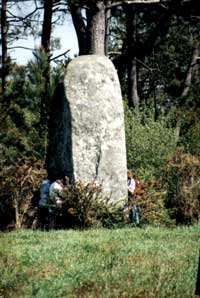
{"left": 181, "top": 46, "right": 199, "bottom": 97}
{"left": 70, "top": 4, "right": 88, "bottom": 55}
{"left": 14, "top": 197, "right": 21, "bottom": 229}
{"left": 175, "top": 46, "right": 199, "bottom": 141}
{"left": 71, "top": 1, "right": 106, "bottom": 56}
{"left": 40, "top": 0, "right": 53, "bottom": 133}
{"left": 1, "top": 0, "right": 8, "bottom": 95}
{"left": 87, "top": 1, "right": 106, "bottom": 55}
{"left": 41, "top": 0, "right": 53, "bottom": 57}
{"left": 127, "top": 5, "right": 139, "bottom": 108}
{"left": 127, "top": 58, "right": 139, "bottom": 108}
{"left": 105, "top": 0, "right": 112, "bottom": 56}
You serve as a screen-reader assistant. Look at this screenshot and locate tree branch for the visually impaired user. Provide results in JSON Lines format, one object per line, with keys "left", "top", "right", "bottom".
{"left": 181, "top": 46, "right": 200, "bottom": 97}
{"left": 107, "top": 0, "right": 161, "bottom": 9}
{"left": 7, "top": 5, "right": 43, "bottom": 21}
{"left": 8, "top": 46, "right": 34, "bottom": 50}
{"left": 50, "top": 49, "right": 70, "bottom": 61}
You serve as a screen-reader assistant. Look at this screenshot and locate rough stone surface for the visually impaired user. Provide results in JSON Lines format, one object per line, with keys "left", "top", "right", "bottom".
{"left": 46, "top": 55, "right": 127, "bottom": 204}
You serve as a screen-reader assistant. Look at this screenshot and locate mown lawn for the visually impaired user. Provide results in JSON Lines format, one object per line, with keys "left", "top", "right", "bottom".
{"left": 0, "top": 225, "right": 199, "bottom": 298}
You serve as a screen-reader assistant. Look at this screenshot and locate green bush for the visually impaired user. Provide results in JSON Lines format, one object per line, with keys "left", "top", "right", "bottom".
{"left": 124, "top": 105, "right": 177, "bottom": 179}
{"left": 0, "top": 158, "right": 45, "bottom": 229}
{"left": 165, "top": 149, "right": 200, "bottom": 224}
{"left": 179, "top": 110, "right": 200, "bottom": 155}
{"left": 137, "top": 179, "right": 174, "bottom": 226}
{"left": 47, "top": 182, "right": 125, "bottom": 229}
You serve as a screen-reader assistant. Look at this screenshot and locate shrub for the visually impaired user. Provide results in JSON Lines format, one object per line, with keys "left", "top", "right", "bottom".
{"left": 165, "top": 148, "right": 200, "bottom": 224}
{"left": 47, "top": 182, "right": 125, "bottom": 229}
{"left": 124, "top": 105, "right": 177, "bottom": 179}
{"left": 179, "top": 118, "right": 200, "bottom": 155}
{"left": 136, "top": 179, "right": 174, "bottom": 226}
{"left": 0, "top": 158, "right": 45, "bottom": 229}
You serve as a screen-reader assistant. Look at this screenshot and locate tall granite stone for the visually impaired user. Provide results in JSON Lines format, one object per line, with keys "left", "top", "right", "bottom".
{"left": 46, "top": 55, "right": 127, "bottom": 204}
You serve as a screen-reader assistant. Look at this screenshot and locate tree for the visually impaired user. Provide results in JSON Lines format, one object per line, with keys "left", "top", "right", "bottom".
{"left": 40, "top": 0, "right": 54, "bottom": 131}
{"left": 69, "top": 0, "right": 160, "bottom": 56}
{"left": 1, "top": 0, "right": 9, "bottom": 94}
{"left": 126, "top": 4, "right": 139, "bottom": 107}
{"left": 181, "top": 45, "right": 200, "bottom": 98}
{"left": 41, "top": 0, "right": 53, "bottom": 57}
{"left": 69, "top": 0, "right": 106, "bottom": 55}
{"left": 1, "top": 0, "right": 44, "bottom": 97}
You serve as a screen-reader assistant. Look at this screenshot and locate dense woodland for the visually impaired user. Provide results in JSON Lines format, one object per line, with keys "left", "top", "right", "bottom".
{"left": 0, "top": 0, "right": 200, "bottom": 229}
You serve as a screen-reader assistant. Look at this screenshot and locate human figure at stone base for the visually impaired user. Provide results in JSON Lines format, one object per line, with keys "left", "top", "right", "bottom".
{"left": 127, "top": 170, "right": 140, "bottom": 224}
{"left": 49, "top": 176, "right": 69, "bottom": 206}
{"left": 38, "top": 176, "right": 69, "bottom": 229}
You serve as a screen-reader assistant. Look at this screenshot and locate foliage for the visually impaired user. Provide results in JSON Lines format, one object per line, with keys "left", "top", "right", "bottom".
{"left": 124, "top": 104, "right": 177, "bottom": 179}
{"left": 0, "top": 63, "right": 44, "bottom": 163}
{"left": 0, "top": 226, "right": 200, "bottom": 298}
{"left": 0, "top": 51, "right": 67, "bottom": 166}
{"left": 0, "top": 158, "right": 45, "bottom": 230}
{"left": 144, "top": 15, "right": 198, "bottom": 104}
{"left": 138, "top": 179, "right": 174, "bottom": 227}
{"left": 47, "top": 181, "right": 125, "bottom": 229}
{"left": 0, "top": 105, "right": 43, "bottom": 164}
{"left": 165, "top": 148, "right": 200, "bottom": 224}
{"left": 178, "top": 108, "right": 200, "bottom": 155}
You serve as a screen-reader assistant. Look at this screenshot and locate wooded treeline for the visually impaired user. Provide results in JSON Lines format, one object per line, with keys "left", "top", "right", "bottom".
{"left": 0, "top": 0, "right": 200, "bottom": 229}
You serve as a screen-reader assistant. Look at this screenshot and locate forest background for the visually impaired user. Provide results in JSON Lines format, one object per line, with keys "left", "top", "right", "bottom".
{"left": 0, "top": 0, "right": 200, "bottom": 229}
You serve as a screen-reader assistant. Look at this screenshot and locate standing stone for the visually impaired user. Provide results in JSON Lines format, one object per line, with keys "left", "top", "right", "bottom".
{"left": 46, "top": 55, "right": 127, "bottom": 204}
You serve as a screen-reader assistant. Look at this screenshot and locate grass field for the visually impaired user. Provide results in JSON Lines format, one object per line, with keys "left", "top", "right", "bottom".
{"left": 0, "top": 225, "right": 200, "bottom": 298}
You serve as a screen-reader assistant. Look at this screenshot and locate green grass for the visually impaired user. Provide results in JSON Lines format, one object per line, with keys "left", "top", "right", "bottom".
{"left": 0, "top": 226, "right": 200, "bottom": 298}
